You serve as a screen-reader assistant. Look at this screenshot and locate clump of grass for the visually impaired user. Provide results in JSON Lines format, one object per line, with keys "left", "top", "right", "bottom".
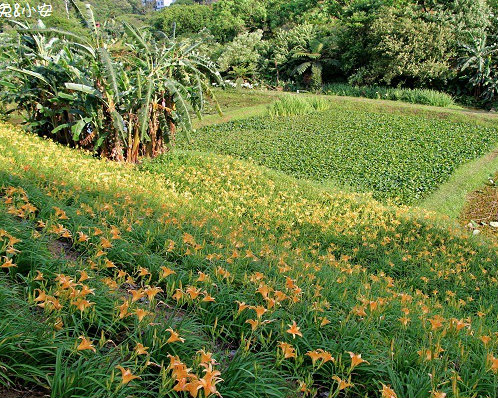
{"left": 324, "top": 83, "right": 455, "bottom": 107}
{"left": 267, "top": 95, "right": 330, "bottom": 118}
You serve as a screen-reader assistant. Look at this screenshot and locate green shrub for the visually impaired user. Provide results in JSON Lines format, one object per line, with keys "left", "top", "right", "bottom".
{"left": 267, "top": 95, "right": 330, "bottom": 118}
{"left": 324, "top": 83, "right": 455, "bottom": 107}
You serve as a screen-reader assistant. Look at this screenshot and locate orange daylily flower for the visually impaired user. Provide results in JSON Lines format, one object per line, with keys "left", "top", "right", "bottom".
{"left": 137, "top": 266, "right": 151, "bottom": 277}
{"left": 428, "top": 315, "right": 444, "bottom": 330}
{"left": 116, "top": 365, "right": 141, "bottom": 384}
{"left": 286, "top": 321, "right": 302, "bottom": 339}
{"left": 77, "top": 231, "right": 89, "bottom": 242}
{"left": 172, "top": 289, "right": 185, "bottom": 301}
{"left": 489, "top": 354, "right": 498, "bottom": 373}
{"left": 78, "top": 270, "right": 90, "bottom": 282}
{"left": 1, "top": 257, "right": 16, "bottom": 268}
{"left": 278, "top": 342, "right": 296, "bottom": 359}
{"left": 202, "top": 293, "right": 215, "bottom": 302}
{"left": 34, "top": 270, "right": 44, "bottom": 281}
{"left": 129, "top": 289, "right": 145, "bottom": 303}
{"left": 34, "top": 289, "right": 47, "bottom": 303}
{"left": 480, "top": 335, "right": 491, "bottom": 346}
{"left": 236, "top": 301, "right": 249, "bottom": 313}
{"left": 100, "top": 237, "right": 112, "bottom": 249}
{"left": 380, "top": 384, "right": 398, "bottom": 398}
{"left": 246, "top": 319, "right": 259, "bottom": 331}
{"left": 144, "top": 286, "right": 163, "bottom": 301}
{"left": 306, "top": 350, "right": 322, "bottom": 365}
{"left": 79, "top": 285, "right": 95, "bottom": 297}
{"left": 77, "top": 336, "right": 96, "bottom": 352}
{"left": 71, "top": 298, "right": 94, "bottom": 313}
{"left": 166, "top": 328, "right": 185, "bottom": 343}
{"left": 332, "top": 375, "right": 352, "bottom": 390}
{"left": 186, "top": 286, "right": 201, "bottom": 300}
{"left": 198, "top": 350, "right": 216, "bottom": 365}
{"left": 252, "top": 305, "right": 267, "bottom": 319}
{"left": 118, "top": 300, "right": 130, "bottom": 319}
{"left": 135, "top": 308, "right": 150, "bottom": 322}
{"left": 135, "top": 342, "right": 149, "bottom": 355}
{"left": 348, "top": 352, "right": 369, "bottom": 369}
{"left": 160, "top": 266, "right": 176, "bottom": 278}
{"left": 199, "top": 363, "right": 223, "bottom": 397}
{"left": 197, "top": 272, "right": 209, "bottom": 282}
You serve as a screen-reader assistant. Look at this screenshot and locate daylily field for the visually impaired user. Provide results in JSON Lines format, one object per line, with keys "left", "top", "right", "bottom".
{"left": 2, "top": 97, "right": 498, "bottom": 398}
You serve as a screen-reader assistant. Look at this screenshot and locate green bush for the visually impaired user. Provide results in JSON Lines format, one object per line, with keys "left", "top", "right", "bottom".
{"left": 267, "top": 95, "right": 330, "bottom": 117}
{"left": 152, "top": 4, "right": 214, "bottom": 36}
{"left": 324, "top": 83, "right": 455, "bottom": 107}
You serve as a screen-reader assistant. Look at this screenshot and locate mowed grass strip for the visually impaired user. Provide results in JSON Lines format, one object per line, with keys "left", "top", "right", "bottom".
{"left": 181, "top": 98, "right": 498, "bottom": 204}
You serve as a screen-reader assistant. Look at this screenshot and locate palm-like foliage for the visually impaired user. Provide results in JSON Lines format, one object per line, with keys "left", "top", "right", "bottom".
{"left": 460, "top": 34, "right": 498, "bottom": 100}
{"left": 0, "top": 2, "right": 222, "bottom": 162}
{"left": 291, "top": 38, "right": 337, "bottom": 91}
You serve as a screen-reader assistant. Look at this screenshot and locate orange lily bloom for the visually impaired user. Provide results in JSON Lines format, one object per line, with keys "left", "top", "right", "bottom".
{"left": 135, "top": 308, "right": 150, "bottom": 322}
{"left": 160, "top": 266, "right": 176, "bottom": 278}
{"left": 116, "top": 365, "right": 141, "bottom": 384}
{"left": 332, "top": 375, "right": 352, "bottom": 390}
{"left": 348, "top": 352, "right": 369, "bottom": 369}
{"left": 286, "top": 321, "right": 302, "bottom": 338}
{"left": 166, "top": 328, "right": 185, "bottom": 343}
{"left": 246, "top": 319, "right": 259, "bottom": 331}
{"left": 34, "top": 270, "right": 44, "bottom": 281}
{"left": 278, "top": 342, "right": 296, "bottom": 359}
{"left": 77, "top": 336, "right": 96, "bottom": 352}
{"left": 1, "top": 257, "right": 16, "bottom": 268}
{"left": 380, "top": 384, "right": 398, "bottom": 398}
{"left": 135, "top": 343, "right": 149, "bottom": 355}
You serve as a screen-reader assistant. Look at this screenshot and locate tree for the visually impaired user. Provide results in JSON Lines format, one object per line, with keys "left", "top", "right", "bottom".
{"left": 217, "top": 30, "right": 264, "bottom": 81}
{"left": 460, "top": 34, "right": 498, "bottom": 99}
{"left": 291, "top": 37, "right": 338, "bottom": 90}
{"left": 365, "top": 5, "right": 455, "bottom": 87}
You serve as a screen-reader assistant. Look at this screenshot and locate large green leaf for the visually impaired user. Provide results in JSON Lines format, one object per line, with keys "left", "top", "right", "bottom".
{"left": 7, "top": 67, "right": 49, "bottom": 86}
{"left": 123, "top": 22, "right": 150, "bottom": 54}
{"left": 138, "top": 79, "right": 154, "bottom": 142}
{"left": 64, "top": 83, "right": 102, "bottom": 99}
{"left": 98, "top": 48, "right": 120, "bottom": 102}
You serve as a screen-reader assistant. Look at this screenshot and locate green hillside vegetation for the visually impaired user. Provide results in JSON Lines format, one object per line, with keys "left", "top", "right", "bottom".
{"left": 2, "top": 122, "right": 498, "bottom": 398}
{"left": 180, "top": 95, "right": 498, "bottom": 204}
{"left": 2, "top": 1, "right": 498, "bottom": 397}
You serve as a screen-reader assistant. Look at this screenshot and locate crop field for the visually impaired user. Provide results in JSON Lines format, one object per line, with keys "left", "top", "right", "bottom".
{"left": 181, "top": 99, "right": 498, "bottom": 204}
{"left": 2, "top": 123, "right": 498, "bottom": 398}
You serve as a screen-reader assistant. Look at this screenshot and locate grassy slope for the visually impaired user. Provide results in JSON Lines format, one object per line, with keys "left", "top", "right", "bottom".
{"left": 2, "top": 123, "right": 498, "bottom": 397}
{"left": 421, "top": 146, "right": 498, "bottom": 218}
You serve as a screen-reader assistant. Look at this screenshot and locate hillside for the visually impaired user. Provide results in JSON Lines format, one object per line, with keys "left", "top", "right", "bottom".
{"left": 1, "top": 122, "right": 498, "bottom": 398}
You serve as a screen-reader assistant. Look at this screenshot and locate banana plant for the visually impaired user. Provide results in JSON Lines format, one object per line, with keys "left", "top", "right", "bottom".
{"left": 1, "top": 1, "right": 223, "bottom": 162}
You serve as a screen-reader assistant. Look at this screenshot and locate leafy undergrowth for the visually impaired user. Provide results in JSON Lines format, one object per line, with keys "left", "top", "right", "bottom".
{"left": 180, "top": 99, "right": 498, "bottom": 205}
{"left": 2, "top": 123, "right": 498, "bottom": 398}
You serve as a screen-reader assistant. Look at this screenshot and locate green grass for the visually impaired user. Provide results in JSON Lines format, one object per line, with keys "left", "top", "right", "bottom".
{"left": 181, "top": 98, "right": 498, "bottom": 204}
{"left": 267, "top": 95, "right": 330, "bottom": 118}
{"left": 421, "top": 146, "right": 498, "bottom": 219}
{"left": 2, "top": 122, "right": 498, "bottom": 397}
{"left": 324, "top": 83, "right": 456, "bottom": 108}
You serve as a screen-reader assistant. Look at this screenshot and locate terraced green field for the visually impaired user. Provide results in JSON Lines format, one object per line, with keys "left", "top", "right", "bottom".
{"left": 182, "top": 100, "right": 498, "bottom": 204}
